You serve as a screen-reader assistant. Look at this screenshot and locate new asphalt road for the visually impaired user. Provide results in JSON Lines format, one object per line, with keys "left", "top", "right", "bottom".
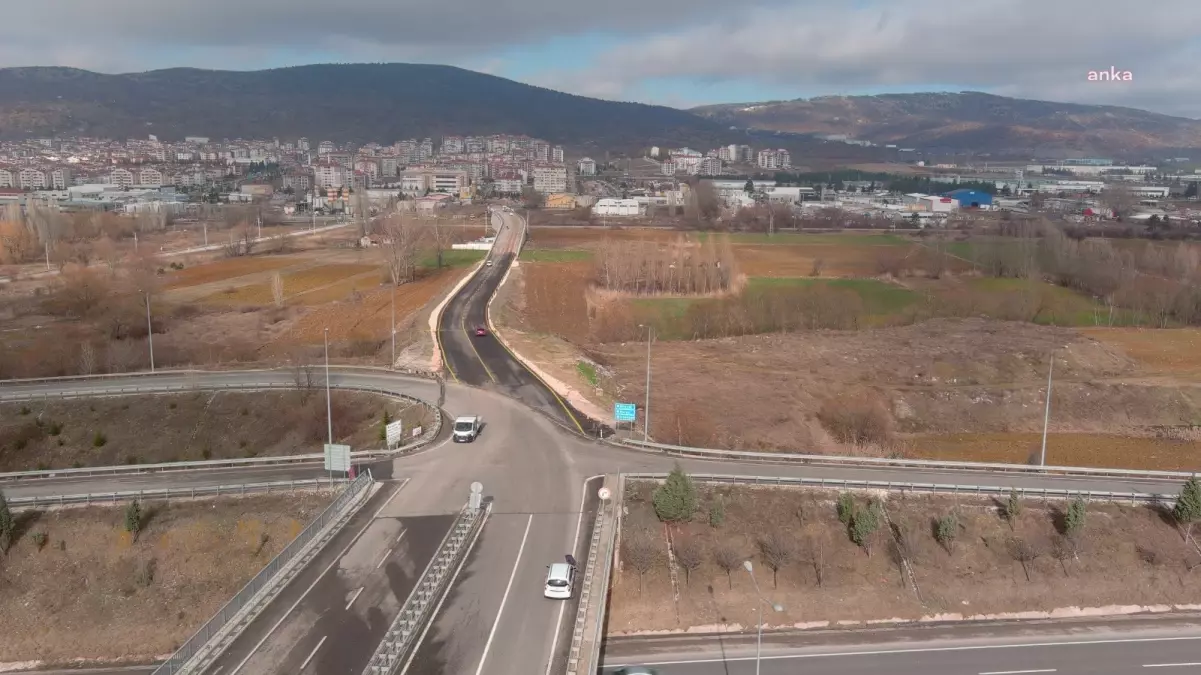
{"left": 3, "top": 210, "right": 1199, "bottom": 675}
{"left": 600, "top": 616, "right": 1201, "bottom": 675}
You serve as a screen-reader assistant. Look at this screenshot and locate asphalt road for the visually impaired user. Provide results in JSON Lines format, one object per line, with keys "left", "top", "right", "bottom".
{"left": 601, "top": 615, "right": 1201, "bottom": 675}
{"left": 204, "top": 481, "right": 456, "bottom": 675}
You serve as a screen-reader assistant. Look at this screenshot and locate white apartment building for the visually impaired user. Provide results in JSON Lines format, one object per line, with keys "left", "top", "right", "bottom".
{"left": 756, "top": 149, "right": 791, "bottom": 170}
{"left": 314, "top": 162, "right": 347, "bottom": 188}
{"left": 552, "top": 146, "right": 564, "bottom": 163}
{"left": 108, "top": 168, "right": 135, "bottom": 188}
{"left": 19, "top": 168, "right": 48, "bottom": 190}
{"left": 282, "top": 172, "right": 312, "bottom": 192}
{"left": 0, "top": 168, "right": 14, "bottom": 188}
{"left": 532, "top": 142, "right": 551, "bottom": 162}
{"left": 697, "top": 156, "right": 723, "bottom": 176}
{"left": 661, "top": 160, "right": 676, "bottom": 176}
{"left": 50, "top": 167, "right": 72, "bottom": 190}
{"left": 419, "top": 139, "right": 434, "bottom": 158}
{"left": 577, "top": 157, "right": 597, "bottom": 176}
{"left": 465, "top": 136, "right": 486, "bottom": 153}
{"left": 354, "top": 159, "right": 380, "bottom": 182}
{"left": 379, "top": 156, "right": 400, "bottom": 178}
{"left": 532, "top": 165, "right": 568, "bottom": 193}
{"left": 430, "top": 170, "right": 468, "bottom": 193}
{"left": 317, "top": 141, "right": 335, "bottom": 155}
{"left": 493, "top": 175, "right": 525, "bottom": 195}
{"left": 442, "top": 136, "right": 464, "bottom": 154}
{"left": 138, "top": 167, "right": 164, "bottom": 187}
{"left": 297, "top": 138, "right": 310, "bottom": 152}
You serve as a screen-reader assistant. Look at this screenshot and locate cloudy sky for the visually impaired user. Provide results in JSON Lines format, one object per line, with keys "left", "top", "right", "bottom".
{"left": 2, "top": 0, "right": 1198, "bottom": 117}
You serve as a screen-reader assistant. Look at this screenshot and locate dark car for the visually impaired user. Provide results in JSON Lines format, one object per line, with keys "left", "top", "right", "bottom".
{"left": 474, "top": 326, "right": 488, "bottom": 336}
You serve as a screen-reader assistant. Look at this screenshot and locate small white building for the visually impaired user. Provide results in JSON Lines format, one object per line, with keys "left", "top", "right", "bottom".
{"left": 593, "top": 198, "right": 641, "bottom": 217}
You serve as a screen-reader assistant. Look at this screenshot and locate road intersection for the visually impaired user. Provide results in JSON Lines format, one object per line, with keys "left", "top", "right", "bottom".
{"left": 2, "top": 208, "right": 1199, "bottom": 674}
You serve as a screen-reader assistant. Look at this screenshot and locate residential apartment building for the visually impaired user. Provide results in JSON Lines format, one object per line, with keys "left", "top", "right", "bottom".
{"left": 354, "top": 159, "right": 380, "bottom": 182}
{"left": 493, "top": 174, "right": 525, "bottom": 195}
{"left": 50, "top": 167, "right": 72, "bottom": 190}
{"left": 282, "top": 171, "right": 312, "bottom": 192}
{"left": 532, "top": 164, "right": 568, "bottom": 194}
{"left": 19, "top": 168, "right": 48, "bottom": 190}
{"left": 756, "top": 149, "right": 791, "bottom": 170}
{"left": 442, "top": 136, "right": 464, "bottom": 154}
{"left": 661, "top": 160, "right": 676, "bottom": 176}
{"left": 429, "top": 170, "right": 468, "bottom": 193}
{"left": 139, "top": 167, "right": 164, "bottom": 186}
{"left": 314, "top": 162, "right": 347, "bottom": 188}
{"left": 552, "top": 146, "right": 564, "bottom": 163}
{"left": 697, "top": 156, "right": 723, "bottom": 176}
{"left": 0, "top": 168, "right": 13, "bottom": 188}
{"left": 109, "top": 168, "right": 135, "bottom": 188}
{"left": 317, "top": 141, "right": 335, "bottom": 155}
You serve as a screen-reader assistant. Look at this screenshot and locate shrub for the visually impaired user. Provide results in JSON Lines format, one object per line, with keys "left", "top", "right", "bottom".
{"left": 48, "top": 421, "right": 62, "bottom": 436}
{"left": 18, "top": 406, "right": 30, "bottom": 415}
{"left": 935, "top": 513, "right": 959, "bottom": 553}
{"left": 0, "top": 492, "right": 14, "bottom": 553}
{"left": 708, "top": 497, "right": 725, "bottom": 528}
{"left": 817, "top": 391, "right": 894, "bottom": 446}
{"left": 836, "top": 492, "right": 855, "bottom": 524}
{"left": 32, "top": 531, "right": 48, "bottom": 550}
{"left": 92, "top": 431, "right": 107, "bottom": 447}
{"left": 125, "top": 499, "right": 143, "bottom": 538}
{"left": 125, "top": 455, "right": 139, "bottom": 465}
{"left": 652, "top": 466, "right": 697, "bottom": 523}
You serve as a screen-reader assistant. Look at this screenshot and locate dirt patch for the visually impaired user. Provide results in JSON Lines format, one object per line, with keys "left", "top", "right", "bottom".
{"left": 609, "top": 481, "right": 1201, "bottom": 634}
{"left": 502, "top": 261, "right": 594, "bottom": 343}
{"left": 911, "top": 432, "right": 1201, "bottom": 471}
{"left": 162, "top": 256, "right": 295, "bottom": 290}
{"left": 201, "top": 264, "right": 381, "bottom": 306}
{"left": 0, "top": 492, "right": 332, "bottom": 664}
{"left": 1082, "top": 328, "right": 1201, "bottom": 378}
{"left": 0, "top": 390, "right": 415, "bottom": 471}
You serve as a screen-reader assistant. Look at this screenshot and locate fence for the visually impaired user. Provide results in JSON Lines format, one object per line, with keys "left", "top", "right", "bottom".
{"left": 9, "top": 478, "right": 347, "bottom": 508}
{"left": 151, "top": 471, "right": 375, "bottom": 675}
{"left": 617, "top": 438, "right": 1199, "bottom": 483}
{"left": 621, "top": 472, "right": 1176, "bottom": 505}
{"left": 363, "top": 501, "right": 490, "bottom": 675}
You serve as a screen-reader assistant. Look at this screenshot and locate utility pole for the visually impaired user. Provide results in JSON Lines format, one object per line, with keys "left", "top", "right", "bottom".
{"left": 257, "top": 211, "right": 262, "bottom": 240}
{"left": 143, "top": 290, "right": 155, "bottom": 372}
{"left": 743, "top": 561, "right": 784, "bottom": 675}
{"left": 133, "top": 231, "right": 138, "bottom": 252}
{"left": 324, "top": 328, "right": 333, "bottom": 445}
{"left": 390, "top": 287, "right": 396, "bottom": 370}
{"left": 642, "top": 325, "right": 654, "bottom": 442}
{"left": 203, "top": 221, "right": 208, "bottom": 247}
{"left": 1039, "top": 355, "right": 1054, "bottom": 466}
{"left": 44, "top": 241, "right": 50, "bottom": 271}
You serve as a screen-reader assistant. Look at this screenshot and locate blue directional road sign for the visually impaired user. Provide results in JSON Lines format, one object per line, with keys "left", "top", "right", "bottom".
{"left": 614, "top": 402, "right": 637, "bottom": 422}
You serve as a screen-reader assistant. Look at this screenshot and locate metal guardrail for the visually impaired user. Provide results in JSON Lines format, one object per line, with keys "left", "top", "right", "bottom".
{"left": 363, "top": 501, "right": 490, "bottom": 675}
{"left": 0, "top": 379, "right": 444, "bottom": 482}
{"left": 152, "top": 471, "right": 375, "bottom": 675}
{"left": 618, "top": 438, "right": 1200, "bottom": 483}
{"left": 9, "top": 478, "right": 348, "bottom": 507}
{"left": 622, "top": 472, "right": 1176, "bottom": 505}
{"left": 566, "top": 482, "right": 618, "bottom": 675}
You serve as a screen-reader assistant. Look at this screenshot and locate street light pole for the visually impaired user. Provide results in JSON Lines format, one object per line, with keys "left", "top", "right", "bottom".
{"left": 641, "top": 325, "right": 654, "bottom": 442}
{"left": 742, "top": 560, "right": 783, "bottom": 675}
{"left": 390, "top": 286, "right": 396, "bottom": 369}
{"left": 1039, "top": 354, "right": 1054, "bottom": 466}
{"left": 324, "top": 328, "right": 332, "bottom": 445}
{"left": 143, "top": 290, "right": 155, "bottom": 372}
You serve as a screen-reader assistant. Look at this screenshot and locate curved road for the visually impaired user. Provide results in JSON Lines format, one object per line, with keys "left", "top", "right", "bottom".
{"left": 2, "top": 210, "right": 1198, "bottom": 674}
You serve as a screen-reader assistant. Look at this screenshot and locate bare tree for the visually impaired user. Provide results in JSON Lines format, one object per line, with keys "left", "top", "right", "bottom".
{"left": 382, "top": 214, "right": 426, "bottom": 285}
{"left": 713, "top": 542, "right": 742, "bottom": 589}
{"left": 78, "top": 342, "right": 96, "bottom": 375}
{"left": 289, "top": 345, "right": 316, "bottom": 397}
{"left": 757, "top": 529, "right": 796, "bottom": 589}
{"left": 623, "top": 529, "right": 661, "bottom": 595}
{"left": 1007, "top": 536, "right": 1041, "bottom": 582}
{"left": 94, "top": 237, "right": 123, "bottom": 276}
{"left": 673, "top": 536, "right": 703, "bottom": 587}
{"left": 271, "top": 272, "right": 285, "bottom": 308}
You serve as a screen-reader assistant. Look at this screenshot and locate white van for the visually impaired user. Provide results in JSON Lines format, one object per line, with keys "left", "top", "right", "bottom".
{"left": 543, "top": 562, "right": 575, "bottom": 599}
{"left": 452, "top": 416, "right": 481, "bottom": 443}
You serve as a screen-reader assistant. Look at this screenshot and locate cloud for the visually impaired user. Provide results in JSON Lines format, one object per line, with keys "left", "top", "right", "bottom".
{"left": 546, "top": 0, "right": 1201, "bottom": 116}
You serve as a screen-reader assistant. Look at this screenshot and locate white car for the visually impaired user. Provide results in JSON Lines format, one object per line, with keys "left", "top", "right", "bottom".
{"left": 544, "top": 562, "right": 575, "bottom": 599}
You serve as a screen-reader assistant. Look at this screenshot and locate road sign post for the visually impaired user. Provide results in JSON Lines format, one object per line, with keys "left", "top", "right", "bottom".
{"left": 614, "top": 402, "right": 637, "bottom": 437}
{"left": 323, "top": 443, "right": 351, "bottom": 476}
{"left": 385, "top": 420, "right": 404, "bottom": 449}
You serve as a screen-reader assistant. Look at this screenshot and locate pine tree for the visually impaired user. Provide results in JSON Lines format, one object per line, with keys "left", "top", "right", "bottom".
{"left": 1064, "top": 496, "right": 1087, "bottom": 540}
{"left": 1174, "top": 477, "right": 1201, "bottom": 542}
{"left": 1006, "top": 488, "right": 1023, "bottom": 530}
{"left": 125, "top": 500, "right": 143, "bottom": 540}
{"left": 0, "top": 491, "right": 14, "bottom": 553}
{"left": 652, "top": 466, "right": 697, "bottom": 523}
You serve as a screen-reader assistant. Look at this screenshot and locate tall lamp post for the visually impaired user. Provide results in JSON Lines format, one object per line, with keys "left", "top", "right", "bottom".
{"left": 390, "top": 286, "right": 396, "bottom": 370}
{"left": 1039, "top": 352, "right": 1055, "bottom": 466}
{"left": 141, "top": 289, "right": 155, "bottom": 372}
{"left": 638, "top": 324, "right": 654, "bottom": 442}
{"left": 743, "top": 560, "right": 784, "bottom": 675}
{"left": 323, "top": 327, "right": 332, "bottom": 445}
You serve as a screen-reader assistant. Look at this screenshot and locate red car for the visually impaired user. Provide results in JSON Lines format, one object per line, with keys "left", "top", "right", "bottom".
{"left": 474, "top": 326, "right": 488, "bottom": 337}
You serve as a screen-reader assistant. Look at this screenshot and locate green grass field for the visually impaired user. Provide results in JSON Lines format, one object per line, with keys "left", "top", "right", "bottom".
{"left": 520, "top": 248, "right": 593, "bottom": 262}
{"left": 420, "top": 249, "right": 486, "bottom": 269}
{"left": 748, "top": 277, "right": 920, "bottom": 315}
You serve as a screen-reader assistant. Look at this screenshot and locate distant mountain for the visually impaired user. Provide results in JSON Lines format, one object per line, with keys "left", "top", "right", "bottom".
{"left": 0, "top": 63, "right": 735, "bottom": 152}
{"left": 691, "top": 92, "right": 1201, "bottom": 157}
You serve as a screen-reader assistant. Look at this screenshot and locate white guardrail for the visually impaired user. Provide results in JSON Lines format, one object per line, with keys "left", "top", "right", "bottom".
{"left": 622, "top": 472, "right": 1177, "bottom": 505}
{"left": 8, "top": 478, "right": 349, "bottom": 508}
{"left": 0, "top": 378, "right": 444, "bottom": 482}
{"left": 617, "top": 438, "right": 1200, "bottom": 483}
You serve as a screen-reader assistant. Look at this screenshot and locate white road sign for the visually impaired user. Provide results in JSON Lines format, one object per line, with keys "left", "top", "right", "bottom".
{"left": 385, "top": 421, "right": 404, "bottom": 448}
{"left": 324, "top": 443, "right": 352, "bottom": 472}
{"left": 598, "top": 487, "right": 611, "bottom": 501}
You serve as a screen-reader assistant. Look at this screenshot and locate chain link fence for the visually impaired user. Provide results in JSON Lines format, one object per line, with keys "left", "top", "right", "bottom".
{"left": 151, "top": 471, "right": 375, "bottom": 675}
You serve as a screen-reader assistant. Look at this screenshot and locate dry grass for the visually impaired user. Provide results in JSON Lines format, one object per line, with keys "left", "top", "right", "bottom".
{"left": 910, "top": 432, "right": 1201, "bottom": 471}
{"left": 609, "top": 482, "right": 1201, "bottom": 634}
{"left": 162, "top": 257, "right": 294, "bottom": 290}
{"left": 202, "top": 264, "right": 380, "bottom": 305}
{"left": 0, "top": 390, "right": 404, "bottom": 471}
{"left": 0, "top": 493, "right": 332, "bottom": 664}
{"left": 1082, "top": 328, "right": 1201, "bottom": 377}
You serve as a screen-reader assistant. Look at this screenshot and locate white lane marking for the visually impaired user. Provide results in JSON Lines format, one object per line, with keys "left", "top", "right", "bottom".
{"left": 344, "top": 587, "right": 364, "bottom": 611}
{"left": 226, "top": 485, "right": 393, "bottom": 675}
{"left": 299, "top": 635, "right": 327, "bottom": 671}
{"left": 980, "top": 670, "right": 1056, "bottom": 674}
{"left": 376, "top": 548, "right": 393, "bottom": 569}
{"left": 396, "top": 529, "right": 408, "bottom": 544}
{"left": 473, "top": 514, "right": 534, "bottom": 675}
{"left": 544, "top": 477, "right": 601, "bottom": 675}
{"left": 1145, "top": 664, "right": 1201, "bottom": 668}
{"left": 605, "top": 635, "right": 1201, "bottom": 668}
{"left": 371, "top": 481, "right": 406, "bottom": 519}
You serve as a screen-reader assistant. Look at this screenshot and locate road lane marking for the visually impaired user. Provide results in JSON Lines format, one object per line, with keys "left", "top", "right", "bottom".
{"left": 473, "top": 514, "right": 534, "bottom": 675}
{"left": 299, "top": 635, "right": 327, "bottom": 671}
{"left": 605, "top": 635, "right": 1201, "bottom": 668}
{"left": 1145, "top": 664, "right": 1201, "bottom": 668}
{"left": 225, "top": 485, "right": 392, "bottom": 675}
{"left": 980, "top": 670, "right": 1056, "bottom": 674}
{"left": 545, "top": 476, "right": 601, "bottom": 675}
{"left": 344, "top": 587, "right": 364, "bottom": 611}
{"left": 371, "top": 483, "right": 406, "bottom": 519}
{"left": 397, "top": 529, "right": 408, "bottom": 544}
{"left": 376, "top": 548, "right": 393, "bottom": 569}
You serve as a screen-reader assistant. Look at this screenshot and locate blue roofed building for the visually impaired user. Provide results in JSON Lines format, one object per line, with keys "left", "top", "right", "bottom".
{"left": 943, "top": 188, "right": 993, "bottom": 209}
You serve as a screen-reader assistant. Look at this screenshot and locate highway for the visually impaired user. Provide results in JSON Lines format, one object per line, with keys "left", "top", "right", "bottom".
{"left": 600, "top": 616, "right": 1201, "bottom": 675}
{"left": 3, "top": 208, "right": 1200, "bottom": 675}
